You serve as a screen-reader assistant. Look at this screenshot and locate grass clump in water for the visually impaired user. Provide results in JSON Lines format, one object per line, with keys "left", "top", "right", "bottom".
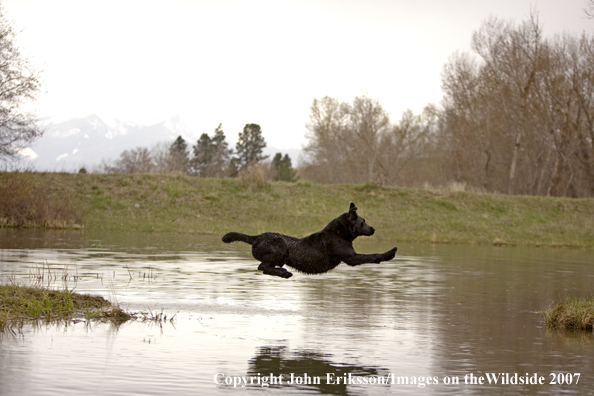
{"left": 543, "top": 296, "right": 594, "bottom": 331}
{"left": 0, "top": 284, "right": 132, "bottom": 333}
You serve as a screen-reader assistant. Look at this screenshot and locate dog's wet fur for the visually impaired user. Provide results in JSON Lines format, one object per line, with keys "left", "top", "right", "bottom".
{"left": 222, "top": 202, "right": 397, "bottom": 278}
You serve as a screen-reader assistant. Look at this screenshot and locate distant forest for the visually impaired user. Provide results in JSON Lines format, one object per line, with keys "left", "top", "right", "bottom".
{"left": 102, "top": 13, "right": 594, "bottom": 198}
{"left": 101, "top": 122, "right": 298, "bottom": 183}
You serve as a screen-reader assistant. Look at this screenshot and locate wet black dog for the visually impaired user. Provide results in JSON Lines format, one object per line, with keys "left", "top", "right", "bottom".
{"left": 222, "top": 202, "right": 397, "bottom": 278}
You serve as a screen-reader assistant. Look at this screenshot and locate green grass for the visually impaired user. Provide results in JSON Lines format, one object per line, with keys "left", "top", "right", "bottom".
{"left": 0, "top": 282, "right": 176, "bottom": 334}
{"left": 543, "top": 297, "right": 594, "bottom": 331}
{"left": 0, "top": 283, "right": 133, "bottom": 333}
{"left": 1, "top": 172, "right": 594, "bottom": 247}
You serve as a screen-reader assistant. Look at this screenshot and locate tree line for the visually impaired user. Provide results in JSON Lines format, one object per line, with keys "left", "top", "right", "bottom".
{"left": 2, "top": 5, "right": 593, "bottom": 197}
{"left": 102, "top": 123, "right": 297, "bottom": 182}
{"left": 302, "top": 12, "right": 594, "bottom": 197}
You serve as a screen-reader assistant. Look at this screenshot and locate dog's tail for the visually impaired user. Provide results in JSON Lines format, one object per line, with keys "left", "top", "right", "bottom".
{"left": 222, "top": 232, "right": 257, "bottom": 245}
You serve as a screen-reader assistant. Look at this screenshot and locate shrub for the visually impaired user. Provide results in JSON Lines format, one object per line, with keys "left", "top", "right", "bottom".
{"left": 0, "top": 173, "right": 82, "bottom": 228}
{"left": 237, "top": 163, "right": 271, "bottom": 189}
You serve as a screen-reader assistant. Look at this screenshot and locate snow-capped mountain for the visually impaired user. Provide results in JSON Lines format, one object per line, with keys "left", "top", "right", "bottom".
{"left": 24, "top": 114, "right": 197, "bottom": 171}
{"left": 18, "top": 114, "right": 303, "bottom": 171}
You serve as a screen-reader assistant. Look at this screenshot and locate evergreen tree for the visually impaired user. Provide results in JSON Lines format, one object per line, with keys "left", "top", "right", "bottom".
{"left": 191, "top": 124, "right": 232, "bottom": 177}
{"left": 191, "top": 133, "right": 212, "bottom": 176}
{"left": 235, "top": 123, "right": 268, "bottom": 170}
{"left": 168, "top": 136, "right": 189, "bottom": 173}
{"left": 210, "top": 124, "right": 232, "bottom": 177}
{"left": 227, "top": 157, "right": 240, "bottom": 178}
{"left": 272, "top": 153, "right": 298, "bottom": 182}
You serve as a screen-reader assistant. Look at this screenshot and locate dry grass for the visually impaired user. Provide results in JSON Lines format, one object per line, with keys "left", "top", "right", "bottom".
{"left": 0, "top": 172, "right": 83, "bottom": 228}
{"left": 237, "top": 163, "right": 271, "bottom": 189}
{"left": 543, "top": 297, "right": 594, "bottom": 331}
{"left": 447, "top": 181, "right": 467, "bottom": 192}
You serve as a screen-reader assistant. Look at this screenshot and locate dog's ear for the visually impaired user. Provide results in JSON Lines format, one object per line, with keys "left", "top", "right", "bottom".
{"left": 347, "top": 202, "right": 358, "bottom": 222}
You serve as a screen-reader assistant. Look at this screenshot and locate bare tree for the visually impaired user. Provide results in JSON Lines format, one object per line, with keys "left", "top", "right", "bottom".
{"left": 572, "top": 33, "right": 594, "bottom": 196}
{"left": 0, "top": 5, "right": 42, "bottom": 161}
{"left": 102, "top": 146, "right": 154, "bottom": 174}
{"left": 302, "top": 12, "right": 594, "bottom": 197}
{"left": 584, "top": 0, "right": 594, "bottom": 18}
{"left": 548, "top": 33, "right": 594, "bottom": 197}
{"left": 438, "top": 12, "right": 594, "bottom": 197}
{"left": 302, "top": 96, "right": 352, "bottom": 183}
{"left": 470, "top": 13, "right": 544, "bottom": 194}
{"left": 151, "top": 141, "right": 173, "bottom": 173}
{"left": 302, "top": 95, "right": 433, "bottom": 185}
{"left": 348, "top": 96, "right": 390, "bottom": 182}
{"left": 380, "top": 106, "right": 436, "bottom": 186}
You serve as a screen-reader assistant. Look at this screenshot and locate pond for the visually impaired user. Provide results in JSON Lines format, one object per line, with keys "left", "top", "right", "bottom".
{"left": 0, "top": 228, "right": 592, "bottom": 395}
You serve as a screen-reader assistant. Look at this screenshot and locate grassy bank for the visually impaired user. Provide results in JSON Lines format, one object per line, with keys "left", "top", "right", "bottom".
{"left": 0, "top": 172, "right": 81, "bottom": 228}
{"left": 543, "top": 297, "right": 594, "bottom": 331}
{"left": 1, "top": 172, "right": 594, "bottom": 247}
{"left": 0, "top": 284, "right": 132, "bottom": 333}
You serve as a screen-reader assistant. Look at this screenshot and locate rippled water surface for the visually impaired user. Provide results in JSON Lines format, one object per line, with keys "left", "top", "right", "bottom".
{"left": 0, "top": 229, "right": 593, "bottom": 395}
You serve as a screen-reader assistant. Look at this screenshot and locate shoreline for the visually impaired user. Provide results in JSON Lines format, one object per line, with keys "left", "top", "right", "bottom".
{"left": 1, "top": 172, "right": 593, "bottom": 248}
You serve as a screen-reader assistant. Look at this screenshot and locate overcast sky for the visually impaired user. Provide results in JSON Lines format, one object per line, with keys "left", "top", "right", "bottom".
{"left": 3, "top": 0, "right": 593, "bottom": 150}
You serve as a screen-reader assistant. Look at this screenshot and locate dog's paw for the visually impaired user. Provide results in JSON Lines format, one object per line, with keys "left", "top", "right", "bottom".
{"left": 384, "top": 247, "right": 398, "bottom": 261}
{"left": 259, "top": 263, "right": 293, "bottom": 279}
{"left": 273, "top": 268, "right": 293, "bottom": 279}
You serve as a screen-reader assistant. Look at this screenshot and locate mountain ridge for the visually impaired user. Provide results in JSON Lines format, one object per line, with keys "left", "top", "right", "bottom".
{"left": 20, "top": 114, "right": 301, "bottom": 171}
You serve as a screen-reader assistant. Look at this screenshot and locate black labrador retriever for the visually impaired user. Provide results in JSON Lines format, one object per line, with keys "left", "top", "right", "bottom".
{"left": 222, "top": 202, "right": 397, "bottom": 278}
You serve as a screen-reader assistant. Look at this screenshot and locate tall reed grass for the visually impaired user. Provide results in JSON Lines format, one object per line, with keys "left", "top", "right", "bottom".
{"left": 0, "top": 172, "right": 82, "bottom": 228}
{"left": 543, "top": 297, "right": 594, "bottom": 331}
{"left": 237, "top": 163, "right": 271, "bottom": 189}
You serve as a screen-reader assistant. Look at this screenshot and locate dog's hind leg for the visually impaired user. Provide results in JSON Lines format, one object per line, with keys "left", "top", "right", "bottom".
{"left": 258, "top": 263, "right": 293, "bottom": 279}
{"left": 251, "top": 234, "right": 293, "bottom": 278}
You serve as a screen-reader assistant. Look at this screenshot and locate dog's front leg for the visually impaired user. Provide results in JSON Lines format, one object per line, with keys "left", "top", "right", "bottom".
{"left": 375, "top": 247, "right": 398, "bottom": 263}
{"left": 374, "top": 247, "right": 398, "bottom": 263}
{"left": 343, "top": 247, "right": 397, "bottom": 266}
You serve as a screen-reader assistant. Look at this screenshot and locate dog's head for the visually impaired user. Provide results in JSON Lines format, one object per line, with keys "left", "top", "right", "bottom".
{"left": 347, "top": 202, "right": 375, "bottom": 237}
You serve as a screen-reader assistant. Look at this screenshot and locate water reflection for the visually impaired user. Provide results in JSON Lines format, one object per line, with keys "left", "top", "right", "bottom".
{"left": 247, "top": 346, "right": 389, "bottom": 395}
{"left": 0, "top": 229, "right": 593, "bottom": 395}
{"left": 544, "top": 328, "right": 594, "bottom": 350}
